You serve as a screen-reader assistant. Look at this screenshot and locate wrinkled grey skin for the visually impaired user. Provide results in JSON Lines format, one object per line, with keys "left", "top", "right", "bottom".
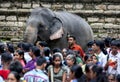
{"left": 24, "top": 7, "right": 94, "bottom": 50}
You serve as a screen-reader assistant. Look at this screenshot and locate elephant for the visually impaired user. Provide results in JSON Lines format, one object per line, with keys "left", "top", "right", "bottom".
{"left": 23, "top": 7, "right": 94, "bottom": 51}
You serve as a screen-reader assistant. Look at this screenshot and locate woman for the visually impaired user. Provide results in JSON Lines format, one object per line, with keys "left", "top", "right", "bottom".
{"left": 48, "top": 54, "right": 67, "bottom": 82}
{"left": 6, "top": 71, "right": 20, "bottom": 82}
{"left": 70, "top": 65, "right": 83, "bottom": 82}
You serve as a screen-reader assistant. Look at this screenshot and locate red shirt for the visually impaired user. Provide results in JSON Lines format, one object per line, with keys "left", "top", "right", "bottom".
{"left": 69, "top": 43, "right": 85, "bottom": 58}
{"left": 0, "top": 70, "right": 10, "bottom": 80}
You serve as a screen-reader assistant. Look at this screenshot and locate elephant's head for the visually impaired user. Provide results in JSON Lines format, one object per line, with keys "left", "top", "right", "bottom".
{"left": 24, "top": 8, "right": 64, "bottom": 43}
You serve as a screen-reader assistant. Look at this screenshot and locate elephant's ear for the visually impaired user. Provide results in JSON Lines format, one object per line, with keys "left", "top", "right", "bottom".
{"left": 50, "top": 27, "right": 64, "bottom": 40}
{"left": 49, "top": 14, "right": 64, "bottom": 40}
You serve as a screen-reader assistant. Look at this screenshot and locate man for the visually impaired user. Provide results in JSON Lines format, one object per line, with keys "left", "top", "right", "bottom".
{"left": 67, "top": 35, "right": 85, "bottom": 58}
{"left": 23, "top": 46, "right": 40, "bottom": 73}
{"left": 24, "top": 56, "right": 49, "bottom": 82}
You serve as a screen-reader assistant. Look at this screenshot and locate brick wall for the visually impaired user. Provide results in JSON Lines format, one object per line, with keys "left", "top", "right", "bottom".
{"left": 0, "top": 0, "right": 120, "bottom": 43}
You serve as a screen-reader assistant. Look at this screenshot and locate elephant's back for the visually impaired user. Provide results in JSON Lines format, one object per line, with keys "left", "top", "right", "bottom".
{"left": 55, "top": 11, "right": 94, "bottom": 50}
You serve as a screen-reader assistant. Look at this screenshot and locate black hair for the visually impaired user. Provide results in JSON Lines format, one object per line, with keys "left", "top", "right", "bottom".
{"left": 9, "top": 60, "right": 23, "bottom": 74}
{"left": 0, "top": 43, "right": 5, "bottom": 53}
{"left": 52, "top": 47, "right": 61, "bottom": 54}
{"left": 111, "top": 40, "right": 119, "bottom": 47}
{"left": 30, "top": 46, "right": 41, "bottom": 57}
{"left": 22, "top": 42, "right": 31, "bottom": 52}
{"left": 7, "top": 43, "right": 14, "bottom": 53}
{"left": 85, "top": 63, "right": 93, "bottom": 73}
{"left": 39, "top": 41, "right": 47, "bottom": 47}
{"left": 87, "top": 41, "right": 94, "bottom": 48}
{"left": 8, "top": 71, "right": 21, "bottom": 81}
{"left": 70, "top": 65, "right": 83, "bottom": 79}
{"left": 93, "top": 40, "right": 107, "bottom": 55}
{"left": 1, "top": 52, "right": 12, "bottom": 63}
{"left": 84, "top": 54, "right": 91, "bottom": 62}
{"left": 43, "top": 47, "right": 51, "bottom": 56}
{"left": 36, "top": 57, "right": 46, "bottom": 66}
{"left": 117, "top": 74, "right": 120, "bottom": 82}
{"left": 17, "top": 42, "right": 24, "bottom": 49}
{"left": 15, "top": 50, "right": 26, "bottom": 64}
{"left": 104, "top": 37, "right": 112, "bottom": 47}
{"left": 67, "top": 35, "right": 76, "bottom": 40}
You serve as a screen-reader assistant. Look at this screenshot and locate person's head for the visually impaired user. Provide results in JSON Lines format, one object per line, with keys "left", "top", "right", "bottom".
{"left": 108, "top": 74, "right": 117, "bottom": 82}
{"left": 6, "top": 43, "right": 14, "bottom": 53}
{"left": 85, "top": 64, "right": 93, "bottom": 80}
{"left": 110, "top": 40, "right": 119, "bottom": 55}
{"left": 70, "top": 65, "right": 83, "bottom": 80}
{"left": 42, "top": 47, "right": 51, "bottom": 57}
{"left": 14, "top": 50, "right": 24, "bottom": 61}
{"left": 36, "top": 57, "right": 47, "bottom": 70}
{"left": 87, "top": 41, "right": 94, "bottom": 48}
{"left": 52, "top": 54, "right": 62, "bottom": 66}
{"left": 92, "top": 40, "right": 107, "bottom": 55}
{"left": 0, "top": 43, "right": 5, "bottom": 54}
{"left": 90, "top": 65, "right": 103, "bottom": 79}
{"left": 9, "top": 60, "right": 23, "bottom": 74}
{"left": 22, "top": 42, "right": 33, "bottom": 52}
{"left": 29, "top": 46, "right": 41, "bottom": 58}
{"left": 84, "top": 55, "right": 92, "bottom": 64}
{"left": 67, "top": 35, "right": 76, "bottom": 46}
{"left": 104, "top": 37, "right": 112, "bottom": 48}
{"left": 91, "top": 55, "right": 98, "bottom": 65}
{"left": 1, "top": 52, "right": 12, "bottom": 65}
{"left": 66, "top": 54, "right": 76, "bottom": 67}
{"left": 116, "top": 74, "right": 120, "bottom": 82}
{"left": 38, "top": 41, "right": 47, "bottom": 50}
{"left": 17, "top": 42, "right": 23, "bottom": 50}
{"left": 52, "top": 47, "right": 61, "bottom": 54}
{"left": 62, "top": 48, "right": 68, "bottom": 60}
{"left": 7, "top": 71, "right": 20, "bottom": 82}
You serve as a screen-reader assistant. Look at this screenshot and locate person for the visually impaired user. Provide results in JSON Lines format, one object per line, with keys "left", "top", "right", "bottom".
{"left": 67, "top": 35, "right": 85, "bottom": 58}
{"left": 21, "top": 42, "right": 32, "bottom": 63}
{"left": 108, "top": 74, "right": 117, "bottom": 82}
{"left": 0, "top": 52, "right": 12, "bottom": 80}
{"left": 6, "top": 71, "right": 20, "bottom": 82}
{"left": 92, "top": 40, "right": 107, "bottom": 67}
{"left": 24, "top": 56, "right": 49, "bottom": 82}
{"left": 48, "top": 54, "right": 67, "bottom": 82}
{"left": 105, "top": 40, "right": 120, "bottom": 75}
{"left": 90, "top": 65, "right": 108, "bottom": 82}
{"left": 91, "top": 55, "right": 99, "bottom": 66}
{"left": 13, "top": 50, "right": 26, "bottom": 67}
{"left": 82, "top": 55, "right": 92, "bottom": 73}
{"left": 70, "top": 65, "right": 83, "bottom": 82}
{"left": 23, "top": 46, "right": 41, "bottom": 73}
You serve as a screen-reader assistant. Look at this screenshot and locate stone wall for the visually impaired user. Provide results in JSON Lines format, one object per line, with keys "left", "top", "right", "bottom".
{"left": 0, "top": 0, "right": 120, "bottom": 43}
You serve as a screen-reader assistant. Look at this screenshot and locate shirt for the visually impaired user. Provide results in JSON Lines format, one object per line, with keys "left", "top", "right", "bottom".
{"left": 69, "top": 44, "right": 85, "bottom": 58}
{"left": 24, "top": 69, "right": 49, "bottom": 82}
{"left": 24, "top": 58, "right": 37, "bottom": 71}
{"left": 24, "top": 52, "right": 32, "bottom": 63}
{"left": 96, "top": 51, "right": 107, "bottom": 67}
{"left": 107, "top": 52, "right": 120, "bottom": 75}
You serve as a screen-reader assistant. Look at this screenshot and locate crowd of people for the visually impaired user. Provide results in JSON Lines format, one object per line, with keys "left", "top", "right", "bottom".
{"left": 0, "top": 35, "right": 120, "bottom": 82}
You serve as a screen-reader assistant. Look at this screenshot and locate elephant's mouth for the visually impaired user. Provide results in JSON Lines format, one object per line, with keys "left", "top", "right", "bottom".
{"left": 50, "top": 27, "right": 64, "bottom": 40}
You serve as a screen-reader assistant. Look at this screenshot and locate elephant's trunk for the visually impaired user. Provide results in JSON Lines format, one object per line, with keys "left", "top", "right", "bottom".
{"left": 23, "top": 26, "right": 38, "bottom": 43}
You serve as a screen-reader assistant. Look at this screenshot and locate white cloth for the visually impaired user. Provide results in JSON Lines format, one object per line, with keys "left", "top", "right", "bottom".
{"left": 97, "top": 51, "right": 107, "bottom": 67}
{"left": 24, "top": 52, "right": 32, "bottom": 63}
{"left": 107, "top": 52, "right": 120, "bottom": 75}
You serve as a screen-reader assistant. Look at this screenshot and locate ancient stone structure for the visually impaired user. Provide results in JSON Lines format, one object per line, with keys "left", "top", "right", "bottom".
{"left": 0, "top": 0, "right": 120, "bottom": 43}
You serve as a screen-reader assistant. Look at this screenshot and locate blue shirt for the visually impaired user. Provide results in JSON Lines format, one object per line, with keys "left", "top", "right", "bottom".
{"left": 24, "top": 69, "right": 49, "bottom": 82}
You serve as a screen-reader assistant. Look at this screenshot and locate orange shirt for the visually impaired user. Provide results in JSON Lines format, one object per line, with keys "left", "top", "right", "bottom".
{"left": 69, "top": 44, "right": 85, "bottom": 58}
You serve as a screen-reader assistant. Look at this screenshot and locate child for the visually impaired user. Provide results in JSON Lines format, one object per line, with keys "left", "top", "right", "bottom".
{"left": 14, "top": 50, "right": 26, "bottom": 67}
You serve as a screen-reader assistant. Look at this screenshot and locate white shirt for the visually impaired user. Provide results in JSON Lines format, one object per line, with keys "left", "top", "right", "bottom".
{"left": 24, "top": 52, "right": 32, "bottom": 63}
{"left": 107, "top": 52, "right": 120, "bottom": 75}
{"left": 97, "top": 51, "right": 107, "bottom": 67}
